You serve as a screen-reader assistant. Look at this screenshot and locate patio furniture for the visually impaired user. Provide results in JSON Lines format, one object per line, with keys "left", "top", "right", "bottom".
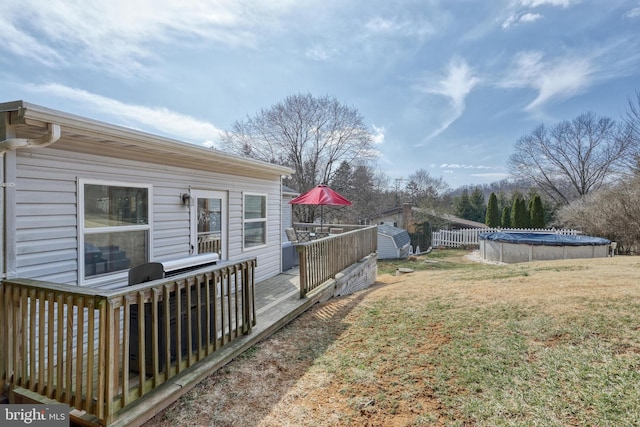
{"left": 313, "top": 226, "right": 330, "bottom": 238}
{"left": 295, "top": 230, "right": 316, "bottom": 242}
{"left": 285, "top": 228, "right": 299, "bottom": 243}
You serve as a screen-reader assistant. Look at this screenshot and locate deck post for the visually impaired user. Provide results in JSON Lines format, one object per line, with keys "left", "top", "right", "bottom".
{"left": 104, "top": 298, "right": 117, "bottom": 425}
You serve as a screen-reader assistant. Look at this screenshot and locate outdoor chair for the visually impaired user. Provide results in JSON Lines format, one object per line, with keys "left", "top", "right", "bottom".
{"left": 285, "top": 228, "right": 299, "bottom": 243}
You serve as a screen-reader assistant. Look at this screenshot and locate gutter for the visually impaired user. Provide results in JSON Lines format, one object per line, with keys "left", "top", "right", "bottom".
{"left": 0, "top": 154, "right": 3, "bottom": 279}
{"left": 0, "top": 122, "right": 61, "bottom": 155}
{"left": 0, "top": 120, "right": 61, "bottom": 280}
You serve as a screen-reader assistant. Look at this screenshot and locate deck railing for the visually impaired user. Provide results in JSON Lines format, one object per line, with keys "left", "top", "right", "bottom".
{"left": 296, "top": 225, "right": 377, "bottom": 298}
{"left": 0, "top": 258, "right": 256, "bottom": 426}
{"left": 198, "top": 235, "right": 221, "bottom": 255}
{"left": 292, "top": 222, "right": 366, "bottom": 233}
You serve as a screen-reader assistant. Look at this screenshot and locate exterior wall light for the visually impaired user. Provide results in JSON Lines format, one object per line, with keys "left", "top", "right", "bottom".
{"left": 181, "top": 193, "right": 192, "bottom": 206}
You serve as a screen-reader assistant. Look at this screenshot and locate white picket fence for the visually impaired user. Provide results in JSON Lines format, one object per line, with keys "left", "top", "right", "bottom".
{"left": 432, "top": 228, "right": 580, "bottom": 248}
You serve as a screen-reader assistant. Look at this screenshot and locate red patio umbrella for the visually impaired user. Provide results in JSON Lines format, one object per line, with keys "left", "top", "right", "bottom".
{"left": 289, "top": 184, "right": 352, "bottom": 228}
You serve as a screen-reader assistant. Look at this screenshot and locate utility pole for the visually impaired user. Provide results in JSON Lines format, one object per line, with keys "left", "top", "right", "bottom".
{"left": 394, "top": 178, "right": 405, "bottom": 207}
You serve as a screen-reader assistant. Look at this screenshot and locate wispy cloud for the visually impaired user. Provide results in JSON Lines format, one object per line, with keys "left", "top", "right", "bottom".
{"left": 1, "top": 0, "right": 292, "bottom": 77}
{"left": 503, "top": 12, "right": 543, "bottom": 29}
{"left": 470, "top": 172, "right": 511, "bottom": 180}
{"left": 418, "top": 58, "right": 480, "bottom": 140}
{"left": 520, "top": 12, "right": 543, "bottom": 23}
{"left": 502, "top": 0, "right": 576, "bottom": 29}
{"left": 438, "top": 164, "right": 509, "bottom": 181}
{"left": 500, "top": 51, "right": 592, "bottom": 113}
{"left": 520, "top": 0, "right": 576, "bottom": 8}
{"left": 363, "top": 16, "right": 435, "bottom": 39}
{"left": 305, "top": 44, "right": 336, "bottom": 61}
{"left": 439, "top": 164, "right": 497, "bottom": 170}
{"left": 0, "top": 18, "right": 65, "bottom": 66}
{"left": 26, "top": 83, "right": 224, "bottom": 146}
{"left": 301, "top": 14, "right": 436, "bottom": 65}
{"left": 625, "top": 6, "right": 640, "bottom": 18}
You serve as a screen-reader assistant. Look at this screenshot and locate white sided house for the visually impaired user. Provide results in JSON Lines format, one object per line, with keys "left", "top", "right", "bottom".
{"left": 0, "top": 100, "right": 293, "bottom": 289}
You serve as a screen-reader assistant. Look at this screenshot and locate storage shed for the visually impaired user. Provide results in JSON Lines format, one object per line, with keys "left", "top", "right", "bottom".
{"left": 377, "top": 224, "right": 411, "bottom": 259}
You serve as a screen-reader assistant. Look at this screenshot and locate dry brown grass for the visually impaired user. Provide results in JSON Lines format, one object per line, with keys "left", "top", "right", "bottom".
{"left": 145, "top": 250, "right": 640, "bottom": 426}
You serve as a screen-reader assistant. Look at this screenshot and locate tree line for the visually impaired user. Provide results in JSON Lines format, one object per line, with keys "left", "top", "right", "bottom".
{"left": 220, "top": 91, "right": 640, "bottom": 250}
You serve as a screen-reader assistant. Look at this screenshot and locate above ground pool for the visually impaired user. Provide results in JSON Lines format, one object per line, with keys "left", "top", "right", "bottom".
{"left": 479, "top": 232, "right": 611, "bottom": 263}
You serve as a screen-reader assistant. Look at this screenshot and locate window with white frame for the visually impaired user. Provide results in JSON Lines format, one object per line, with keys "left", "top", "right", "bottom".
{"left": 81, "top": 181, "right": 151, "bottom": 282}
{"left": 243, "top": 193, "right": 267, "bottom": 248}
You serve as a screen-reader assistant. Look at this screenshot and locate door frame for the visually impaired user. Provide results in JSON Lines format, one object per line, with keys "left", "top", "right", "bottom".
{"left": 190, "top": 189, "right": 227, "bottom": 259}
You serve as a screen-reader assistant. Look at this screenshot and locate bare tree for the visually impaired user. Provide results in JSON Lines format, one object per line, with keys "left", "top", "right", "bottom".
{"left": 404, "top": 168, "right": 449, "bottom": 206}
{"left": 624, "top": 91, "right": 640, "bottom": 173}
{"left": 220, "top": 93, "right": 376, "bottom": 193}
{"left": 556, "top": 176, "right": 640, "bottom": 252}
{"left": 508, "top": 112, "right": 637, "bottom": 205}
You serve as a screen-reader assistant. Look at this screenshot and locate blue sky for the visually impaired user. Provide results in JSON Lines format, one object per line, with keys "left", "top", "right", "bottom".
{"left": 1, "top": 0, "right": 639, "bottom": 189}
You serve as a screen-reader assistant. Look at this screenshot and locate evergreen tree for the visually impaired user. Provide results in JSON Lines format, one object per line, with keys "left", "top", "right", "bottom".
{"left": 510, "top": 197, "right": 520, "bottom": 228}
{"left": 485, "top": 192, "right": 501, "bottom": 227}
{"left": 330, "top": 161, "right": 352, "bottom": 194}
{"left": 470, "top": 187, "right": 486, "bottom": 223}
{"left": 519, "top": 197, "right": 530, "bottom": 228}
{"left": 528, "top": 197, "right": 534, "bottom": 220}
{"left": 511, "top": 196, "right": 529, "bottom": 228}
{"left": 530, "top": 194, "right": 545, "bottom": 228}
{"left": 501, "top": 206, "right": 511, "bottom": 228}
{"left": 454, "top": 189, "right": 474, "bottom": 220}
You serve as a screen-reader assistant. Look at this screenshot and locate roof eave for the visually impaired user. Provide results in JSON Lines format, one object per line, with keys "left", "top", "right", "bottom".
{"left": 1, "top": 100, "right": 293, "bottom": 178}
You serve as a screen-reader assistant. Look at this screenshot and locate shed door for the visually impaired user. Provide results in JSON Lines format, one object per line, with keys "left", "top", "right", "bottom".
{"left": 191, "top": 190, "right": 227, "bottom": 259}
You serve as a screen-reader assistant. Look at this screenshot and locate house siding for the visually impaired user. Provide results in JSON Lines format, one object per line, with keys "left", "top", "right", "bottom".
{"left": 281, "top": 193, "right": 294, "bottom": 242}
{"left": 14, "top": 147, "right": 283, "bottom": 286}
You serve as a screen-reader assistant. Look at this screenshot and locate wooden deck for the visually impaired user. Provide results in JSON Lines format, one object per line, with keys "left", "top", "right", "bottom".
{"left": 4, "top": 226, "right": 379, "bottom": 426}
{"left": 112, "top": 266, "right": 330, "bottom": 427}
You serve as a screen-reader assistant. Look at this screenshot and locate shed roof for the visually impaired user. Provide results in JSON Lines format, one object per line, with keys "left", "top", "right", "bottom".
{"left": 378, "top": 224, "right": 411, "bottom": 249}
{"left": 282, "top": 185, "right": 300, "bottom": 196}
{"left": 0, "top": 100, "right": 293, "bottom": 180}
{"left": 371, "top": 205, "right": 486, "bottom": 229}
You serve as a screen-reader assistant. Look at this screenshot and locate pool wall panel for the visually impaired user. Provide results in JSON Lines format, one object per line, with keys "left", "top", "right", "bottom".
{"left": 480, "top": 239, "right": 610, "bottom": 263}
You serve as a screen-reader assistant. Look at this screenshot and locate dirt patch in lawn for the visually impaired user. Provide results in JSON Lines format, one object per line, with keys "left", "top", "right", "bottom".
{"left": 145, "top": 251, "right": 640, "bottom": 426}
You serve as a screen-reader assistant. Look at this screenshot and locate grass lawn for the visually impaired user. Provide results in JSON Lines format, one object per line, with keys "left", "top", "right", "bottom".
{"left": 146, "top": 249, "right": 640, "bottom": 426}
